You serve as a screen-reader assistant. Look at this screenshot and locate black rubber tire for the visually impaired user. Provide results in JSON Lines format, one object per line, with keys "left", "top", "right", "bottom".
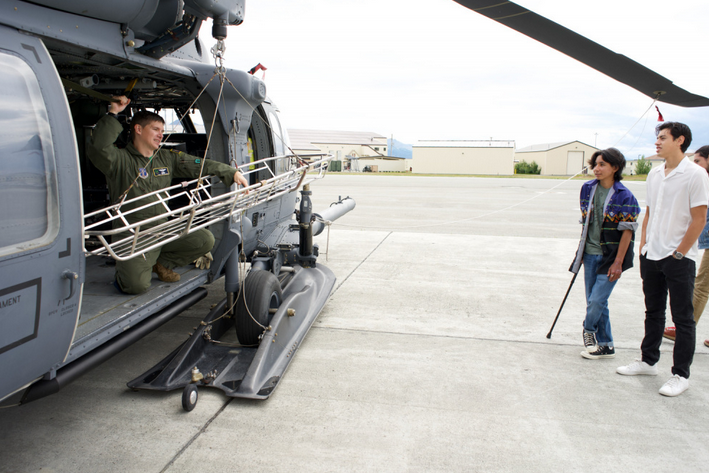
{"left": 182, "top": 384, "right": 198, "bottom": 412}
{"left": 235, "top": 270, "right": 282, "bottom": 345}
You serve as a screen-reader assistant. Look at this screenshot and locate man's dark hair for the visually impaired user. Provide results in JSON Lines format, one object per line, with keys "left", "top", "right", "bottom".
{"left": 695, "top": 145, "right": 709, "bottom": 159}
{"left": 656, "top": 121, "right": 692, "bottom": 153}
{"left": 131, "top": 110, "right": 164, "bottom": 132}
{"left": 589, "top": 147, "right": 625, "bottom": 181}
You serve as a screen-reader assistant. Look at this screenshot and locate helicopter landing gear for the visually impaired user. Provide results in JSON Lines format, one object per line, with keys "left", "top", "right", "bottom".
{"left": 128, "top": 264, "right": 336, "bottom": 400}
{"left": 182, "top": 384, "right": 199, "bottom": 412}
{"left": 235, "top": 270, "right": 282, "bottom": 345}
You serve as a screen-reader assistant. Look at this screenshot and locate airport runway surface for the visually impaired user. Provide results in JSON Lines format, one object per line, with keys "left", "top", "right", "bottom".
{"left": 1, "top": 174, "right": 707, "bottom": 472}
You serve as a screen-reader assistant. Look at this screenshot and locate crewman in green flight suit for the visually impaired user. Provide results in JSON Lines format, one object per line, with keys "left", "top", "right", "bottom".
{"left": 87, "top": 95, "right": 249, "bottom": 294}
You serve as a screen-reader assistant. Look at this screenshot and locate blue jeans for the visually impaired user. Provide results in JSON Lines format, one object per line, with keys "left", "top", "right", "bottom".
{"left": 583, "top": 253, "right": 616, "bottom": 347}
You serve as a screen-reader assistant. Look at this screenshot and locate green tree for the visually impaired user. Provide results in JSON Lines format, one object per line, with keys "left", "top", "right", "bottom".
{"left": 514, "top": 160, "right": 541, "bottom": 175}
{"left": 635, "top": 156, "right": 652, "bottom": 175}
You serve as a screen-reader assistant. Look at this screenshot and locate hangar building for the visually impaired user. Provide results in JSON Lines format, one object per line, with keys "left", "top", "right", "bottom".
{"left": 411, "top": 140, "right": 515, "bottom": 175}
{"left": 515, "top": 141, "right": 598, "bottom": 176}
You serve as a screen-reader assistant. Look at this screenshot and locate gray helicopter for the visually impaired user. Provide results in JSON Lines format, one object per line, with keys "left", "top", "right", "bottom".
{"left": 0, "top": 0, "right": 355, "bottom": 411}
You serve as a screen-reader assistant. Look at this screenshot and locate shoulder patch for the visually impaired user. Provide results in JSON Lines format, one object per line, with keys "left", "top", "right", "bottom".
{"left": 153, "top": 167, "right": 170, "bottom": 177}
{"left": 170, "top": 149, "right": 184, "bottom": 156}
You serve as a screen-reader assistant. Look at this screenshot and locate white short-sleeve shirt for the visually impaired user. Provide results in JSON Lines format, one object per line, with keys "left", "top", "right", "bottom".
{"left": 643, "top": 157, "right": 709, "bottom": 261}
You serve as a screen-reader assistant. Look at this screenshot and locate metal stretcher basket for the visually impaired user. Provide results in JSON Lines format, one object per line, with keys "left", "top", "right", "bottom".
{"left": 83, "top": 154, "right": 332, "bottom": 261}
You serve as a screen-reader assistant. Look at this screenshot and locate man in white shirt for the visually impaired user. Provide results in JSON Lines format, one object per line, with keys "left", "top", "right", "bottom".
{"left": 617, "top": 122, "right": 709, "bottom": 397}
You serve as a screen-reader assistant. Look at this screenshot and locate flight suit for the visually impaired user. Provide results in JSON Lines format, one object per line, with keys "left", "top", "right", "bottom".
{"left": 87, "top": 114, "right": 237, "bottom": 294}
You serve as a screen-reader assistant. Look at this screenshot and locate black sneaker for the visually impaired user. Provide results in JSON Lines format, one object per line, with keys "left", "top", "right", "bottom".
{"left": 583, "top": 330, "right": 597, "bottom": 352}
{"left": 581, "top": 345, "right": 615, "bottom": 359}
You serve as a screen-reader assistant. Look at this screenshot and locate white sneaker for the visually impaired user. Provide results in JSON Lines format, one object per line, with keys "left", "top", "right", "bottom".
{"left": 616, "top": 359, "right": 658, "bottom": 376}
{"left": 659, "top": 375, "right": 689, "bottom": 397}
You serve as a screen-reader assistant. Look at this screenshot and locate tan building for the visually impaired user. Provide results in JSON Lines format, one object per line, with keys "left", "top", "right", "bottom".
{"left": 411, "top": 140, "right": 515, "bottom": 175}
{"left": 515, "top": 141, "right": 598, "bottom": 176}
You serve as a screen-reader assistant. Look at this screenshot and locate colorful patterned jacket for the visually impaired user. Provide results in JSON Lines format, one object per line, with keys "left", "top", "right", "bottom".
{"left": 570, "top": 179, "right": 640, "bottom": 274}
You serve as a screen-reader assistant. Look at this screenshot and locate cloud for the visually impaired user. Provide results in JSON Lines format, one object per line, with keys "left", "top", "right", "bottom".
{"left": 209, "top": 0, "right": 709, "bottom": 156}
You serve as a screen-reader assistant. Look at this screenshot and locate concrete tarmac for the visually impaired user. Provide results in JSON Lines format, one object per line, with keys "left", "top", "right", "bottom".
{"left": 1, "top": 175, "right": 708, "bottom": 472}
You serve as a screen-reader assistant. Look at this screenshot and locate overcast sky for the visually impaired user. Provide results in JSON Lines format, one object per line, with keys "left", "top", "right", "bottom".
{"left": 209, "top": 0, "right": 709, "bottom": 159}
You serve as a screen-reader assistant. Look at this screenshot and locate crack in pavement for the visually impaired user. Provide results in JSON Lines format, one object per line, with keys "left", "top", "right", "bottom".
{"left": 330, "top": 231, "right": 392, "bottom": 296}
{"left": 161, "top": 398, "right": 233, "bottom": 472}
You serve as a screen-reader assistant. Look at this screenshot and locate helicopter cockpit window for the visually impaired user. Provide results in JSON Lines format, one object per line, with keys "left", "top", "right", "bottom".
{"left": 159, "top": 108, "right": 207, "bottom": 157}
{"left": 269, "top": 111, "right": 289, "bottom": 175}
{"left": 0, "top": 52, "right": 59, "bottom": 258}
{"left": 159, "top": 108, "right": 206, "bottom": 135}
{"left": 161, "top": 109, "right": 186, "bottom": 134}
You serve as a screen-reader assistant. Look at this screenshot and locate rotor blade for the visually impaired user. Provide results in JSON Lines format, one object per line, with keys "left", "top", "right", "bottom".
{"left": 453, "top": 0, "right": 709, "bottom": 107}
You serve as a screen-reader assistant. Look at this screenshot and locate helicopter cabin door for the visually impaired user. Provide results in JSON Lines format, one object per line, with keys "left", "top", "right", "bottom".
{"left": 0, "top": 28, "right": 84, "bottom": 401}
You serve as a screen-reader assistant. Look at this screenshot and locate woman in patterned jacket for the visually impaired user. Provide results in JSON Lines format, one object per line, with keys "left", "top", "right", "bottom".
{"left": 569, "top": 148, "right": 641, "bottom": 359}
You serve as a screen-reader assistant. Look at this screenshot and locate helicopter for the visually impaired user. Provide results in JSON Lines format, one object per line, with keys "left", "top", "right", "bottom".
{"left": 0, "top": 0, "right": 355, "bottom": 410}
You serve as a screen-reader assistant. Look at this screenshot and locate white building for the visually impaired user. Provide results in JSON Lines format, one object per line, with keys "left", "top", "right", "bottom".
{"left": 288, "top": 129, "right": 405, "bottom": 171}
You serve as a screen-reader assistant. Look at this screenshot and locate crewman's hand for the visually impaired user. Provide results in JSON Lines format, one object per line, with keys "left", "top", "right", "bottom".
{"left": 194, "top": 252, "right": 213, "bottom": 270}
{"left": 234, "top": 171, "right": 249, "bottom": 190}
{"left": 109, "top": 95, "right": 130, "bottom": 114}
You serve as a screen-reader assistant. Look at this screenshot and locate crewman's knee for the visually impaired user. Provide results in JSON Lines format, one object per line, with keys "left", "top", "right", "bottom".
{"left": 198, "top": 229, "right": 215, "bottom": 254}
{"left": 116, "top": 273, "right": 151, "bottom": 294}
{"left": 115, "top": 260, "right": 154, "bottom": 294}
{"left": 187, "top": 230, "right": 215, "bottom": 257}
{"left": 157, "top": 230, "right": 215, "bottom": 269}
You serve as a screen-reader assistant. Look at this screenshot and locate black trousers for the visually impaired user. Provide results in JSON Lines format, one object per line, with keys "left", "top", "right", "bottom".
{"left": 639, "top": 254, "right": 696, "bottom": 379}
